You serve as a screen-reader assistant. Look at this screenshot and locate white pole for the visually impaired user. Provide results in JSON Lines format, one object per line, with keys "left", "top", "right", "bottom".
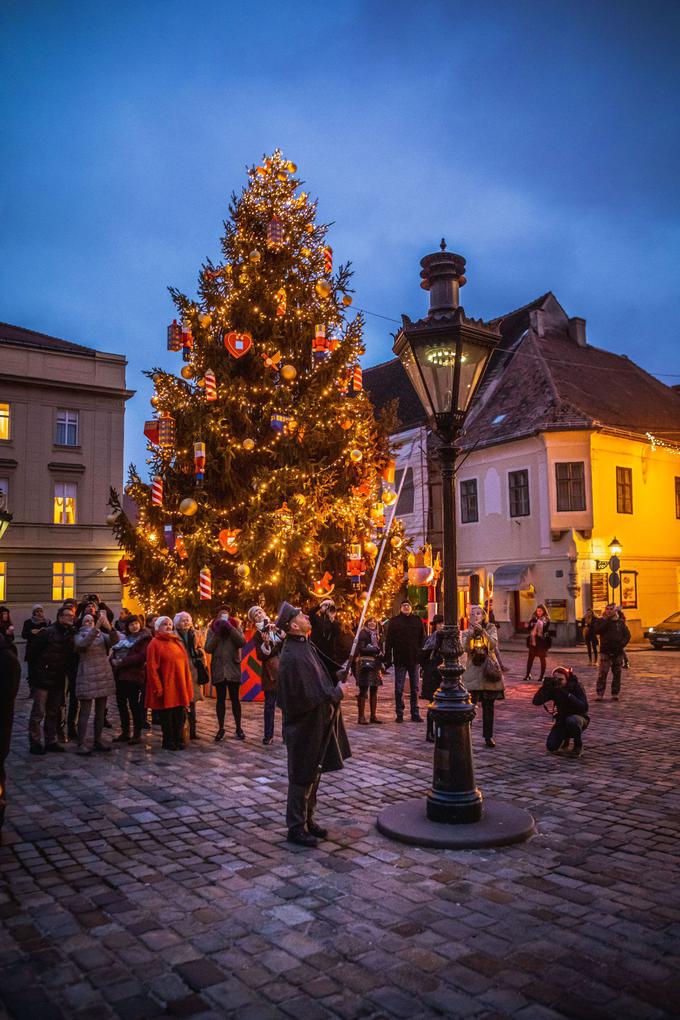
{"left": 347, "top": 438, "right": 417, "bottom": 663}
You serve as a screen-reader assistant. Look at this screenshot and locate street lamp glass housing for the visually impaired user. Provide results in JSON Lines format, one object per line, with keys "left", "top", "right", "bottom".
{"left": 393, "top": 325, "right": 496, "bottom": 429}
{"left": 609, "top": 537, "right": 622, "bottom": 557}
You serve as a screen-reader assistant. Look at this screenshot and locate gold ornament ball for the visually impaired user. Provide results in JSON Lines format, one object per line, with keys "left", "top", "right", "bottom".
{"left": 105, "top": 511, "right": 120, "bottom": 527}
{"left": 179, "top": 497, "right": 198, "bottom": 516}
{"left": 287, "top": 161, "right": 298, "bottom": 173}
{"left": 249, "top": 249, "right": 261, "bottom": 264}
{"left": 342, "top": 294, "right": 353, "bottom": 307}
{"left": 315, "top": 279, "right": 332, "bottom": 299}
{"left": 281, "top": 363, "right": 297, "bottom": 381}
{"left": 276, "top": 171, "right": 287, "bottom": 182}
{"left": 180, "top": 365, "right": 195, "bottom": 379}
{"left": 242, "top": 438, "right": 255, "bottom": 452}
{"left": 390, "top": 535, "right": 403, "bottom": 549}
{"left": 150, "top": 395, "right": 160, "bottom": 408}
{"left": 382, "top": 489, "right": 398, "bottom": 506}
{"left": 236, "top": 563, "right": 250, "bottom": 578}
{"left": 365, "top": 540, "right": 378, "bottom": 557}
{"left": 340, "top": 418, "right": 352, "bottom": 430}
{"left": 305, "top": 223, "right": 315, "bottom": 234}
{"left": 350, "top": 448, "right": 363, "bottom": 463}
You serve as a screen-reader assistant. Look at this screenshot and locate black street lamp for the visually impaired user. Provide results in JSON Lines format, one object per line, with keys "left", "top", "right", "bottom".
{"left": 377, "top": 242, "right": 534, "bottom": 848}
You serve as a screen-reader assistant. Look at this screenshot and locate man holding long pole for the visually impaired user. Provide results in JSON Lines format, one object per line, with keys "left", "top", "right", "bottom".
{"left": 275, "top": 602, "right": 351, "bottom": 847}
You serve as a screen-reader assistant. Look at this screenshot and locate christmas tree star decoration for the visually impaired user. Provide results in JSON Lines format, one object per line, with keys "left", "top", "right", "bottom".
{"left": 108, "top": 149, "right": 405, "bottom": 616}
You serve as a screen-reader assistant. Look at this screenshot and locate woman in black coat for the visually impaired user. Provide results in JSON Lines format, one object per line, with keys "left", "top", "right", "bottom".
{"left": 353, "top": 617, "right": 384, "bottom": 725}
{"left": 524, "top": 604, "right": 551, "bottom": 681}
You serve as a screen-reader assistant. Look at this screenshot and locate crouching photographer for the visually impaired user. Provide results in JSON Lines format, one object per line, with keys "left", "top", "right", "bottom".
{"left": 532, "top": 666, "right": 589, "bottom": 759}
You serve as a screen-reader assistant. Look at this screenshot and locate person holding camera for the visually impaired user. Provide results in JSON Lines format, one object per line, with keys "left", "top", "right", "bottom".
{"left": 309, "top": 600, "right": 341, "bottom": 661}
{"left": 73, "top": 609, "right": 119, "bottom": 755}
{"left": 463, "top": 605, "right": 504, "bottom": 748}
{"left": 248, "top": 605, "right": 283, "bottom": 745}
{"left": 205, "top": 605, "right": 246, "bottom": 741}
{"left": 384, "top": 600, "right": 426, "bottom": 723}
{"left": 532, "top": 666, "right": 589, "bottom": 758}
{"left": 523, "top": 604, "right": 552, "bottom": 682}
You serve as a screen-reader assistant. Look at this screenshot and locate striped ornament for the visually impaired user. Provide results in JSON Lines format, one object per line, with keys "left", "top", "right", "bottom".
{"left": 204, "top": 369, "right": 217, "bottom": 402}
{"left": 324, "top": 246, "right": 333, "bottom": 275}
{"left": 199, "top": 567, "right": 212, "bottom": 600}
{"left": 351, "top": 364, "right": 363, "bottom": 394}
{"left": 151, "top": 476, "right": 163, "bottom": 506}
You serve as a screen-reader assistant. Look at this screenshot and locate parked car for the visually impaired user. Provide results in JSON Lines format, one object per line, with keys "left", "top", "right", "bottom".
{"left": 645, "top": 612, "right": 680, "bottom": 649}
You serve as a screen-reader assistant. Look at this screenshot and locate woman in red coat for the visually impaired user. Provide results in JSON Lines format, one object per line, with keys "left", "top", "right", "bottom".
{"left": 146, "top": 617, "right": 194, "bottom": 751}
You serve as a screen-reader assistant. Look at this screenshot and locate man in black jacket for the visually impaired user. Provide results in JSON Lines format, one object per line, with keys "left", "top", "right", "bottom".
{"left": 276, "top": 602, "right": 350, "bottom": 848}
{"left": 532, "top": 667, "right": 589, "bottom": 758}
{"left": 384, "top": 600, "right": 425, "bottom": 722}
{"left": 27, "top": 605, "right": 75, "bottom": 753}
{"left": 594, "top": 604, "right": 630, "bottom": 700}
{"left": 0, "top": 632, "right": 21, "bottom": 839}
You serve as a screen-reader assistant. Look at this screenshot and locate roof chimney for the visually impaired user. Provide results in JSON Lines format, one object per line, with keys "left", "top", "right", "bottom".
{"left": 529, "top": 308, "right": 545, "bottom": 337}
{"left": 419, "top": 238, "right": 467, "bottom": 317}
{"left": 568, "top": 316, "right": 586, "bottom": 347}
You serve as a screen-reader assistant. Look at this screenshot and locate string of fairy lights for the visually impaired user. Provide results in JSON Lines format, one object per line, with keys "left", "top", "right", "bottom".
{"left": 108, "top": 150, "right": 408, "bottom": 620}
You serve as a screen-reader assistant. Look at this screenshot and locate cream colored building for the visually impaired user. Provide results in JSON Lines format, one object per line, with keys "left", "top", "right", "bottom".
{"left": 0, "top": 322, "right": 132, "bottom": 630}
{"left": 366, "top": 293, "right": 680, "bottom": 642}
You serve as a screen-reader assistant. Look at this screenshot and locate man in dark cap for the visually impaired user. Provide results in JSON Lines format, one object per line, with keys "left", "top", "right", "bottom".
{"left": 275, "top": 602, "right": 351, "bottom": 847}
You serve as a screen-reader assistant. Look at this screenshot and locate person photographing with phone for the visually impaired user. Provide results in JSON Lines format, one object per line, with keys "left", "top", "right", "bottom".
{"left": 275, "top": 602, "right": 351, "bottom": 847}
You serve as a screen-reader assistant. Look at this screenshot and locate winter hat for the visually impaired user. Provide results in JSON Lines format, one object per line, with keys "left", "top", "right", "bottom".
{"left": 154, "top": 616, "right": 173, "bottom": 632}
{"left": 247, "top": 606, "right": 264, "bottom": 624}
{"left": 275, "top": 601, "right": 301, "bottom": 632}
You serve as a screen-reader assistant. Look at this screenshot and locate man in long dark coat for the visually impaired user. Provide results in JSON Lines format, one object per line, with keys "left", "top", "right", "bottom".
{"left": 275, "top": 602, "right": 351, "bottom": 847}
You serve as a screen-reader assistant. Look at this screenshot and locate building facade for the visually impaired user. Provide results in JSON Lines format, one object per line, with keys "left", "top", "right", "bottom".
{"left": 0, "top": 322, "right": 132, "bottom": 630}
{"left": 365, "top": 292, "right": 680, "bottom": 641}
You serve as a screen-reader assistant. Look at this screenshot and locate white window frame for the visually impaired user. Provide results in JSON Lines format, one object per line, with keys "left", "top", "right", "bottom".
{"left": 56, "top": 409, "right": 80, "bottom": 447}
{"left": 52, "top": 561, "right": 75, "bottom": 601}
{"left": 53, "top": 482, "right": 77, "bottom": 525}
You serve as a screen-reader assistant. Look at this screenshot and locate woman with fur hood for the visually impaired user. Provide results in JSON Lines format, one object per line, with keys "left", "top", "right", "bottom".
{"left": 463, "top": 605, "right": 504, "bottom": 748}
{"left": 74, "top": 610, "right": 119, "bottom": 755}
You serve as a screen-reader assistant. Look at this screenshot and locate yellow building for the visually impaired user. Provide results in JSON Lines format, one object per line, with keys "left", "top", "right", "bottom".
{"left": 366, "top": 293, "right": 680, "bottom": 641}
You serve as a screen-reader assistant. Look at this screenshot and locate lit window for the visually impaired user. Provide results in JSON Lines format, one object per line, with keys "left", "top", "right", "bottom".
{"left": 0, "top": 477, "right": 8, "bottom": 512}
{"left": 0, "top": 562, "right": 5, "bottom": 601}
{"left": 52, "top": 562, "right": 75, "bottom": 601}
{"left": 56, "top": 409, "right": 79, "bottom": 446}
{"left": 0, "top": 403, "right": 9, "bottom": 441}
{"left": 53, "top": 482, "right": 77, "bottom": 525}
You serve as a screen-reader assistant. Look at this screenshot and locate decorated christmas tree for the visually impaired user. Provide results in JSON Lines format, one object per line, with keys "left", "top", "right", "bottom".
{"left": 109, "top": 150, "right": 406, "bottom": 619}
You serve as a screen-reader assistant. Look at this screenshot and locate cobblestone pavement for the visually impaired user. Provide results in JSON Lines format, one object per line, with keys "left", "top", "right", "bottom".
{"left": 2, "top": 648, "right": 680, "bottom": 1020}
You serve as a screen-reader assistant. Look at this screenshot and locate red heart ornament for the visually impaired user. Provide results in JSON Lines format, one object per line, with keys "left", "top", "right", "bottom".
{"left": 223, "top": 331, "right": 252, "bottom": 358}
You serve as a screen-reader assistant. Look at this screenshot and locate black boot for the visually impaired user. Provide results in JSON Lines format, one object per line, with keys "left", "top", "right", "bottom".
{"left": 287, "top": 826, "right": 317, "bottom": 848}
{"left": 369, "top": 689, "right": 383, "bottom": 723}
{"left": 357, "top": 693, "right": 368, "bottom": 725}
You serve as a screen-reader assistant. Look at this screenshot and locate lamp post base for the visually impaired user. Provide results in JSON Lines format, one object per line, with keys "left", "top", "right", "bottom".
{"left": 376, "top": 797, "right": 535, "bottom": 849}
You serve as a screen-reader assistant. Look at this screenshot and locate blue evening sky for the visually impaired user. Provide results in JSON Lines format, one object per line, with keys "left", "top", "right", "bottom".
{"left": 2, "top": 1, "right": 679, "bottom": 476}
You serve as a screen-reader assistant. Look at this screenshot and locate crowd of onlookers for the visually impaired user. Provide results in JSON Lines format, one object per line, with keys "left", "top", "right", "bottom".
{"left": 0, "top": 593, "right": 632, "bottom": 837}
